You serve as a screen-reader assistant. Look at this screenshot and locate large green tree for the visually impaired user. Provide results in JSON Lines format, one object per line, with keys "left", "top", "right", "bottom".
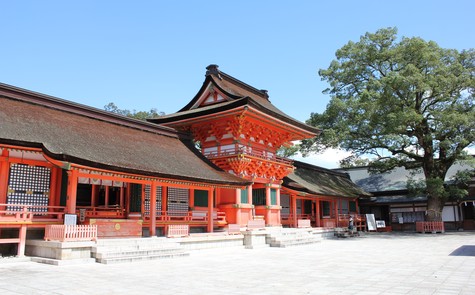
{"left": 302, "top": 27, "right": 475, "bottom": 221}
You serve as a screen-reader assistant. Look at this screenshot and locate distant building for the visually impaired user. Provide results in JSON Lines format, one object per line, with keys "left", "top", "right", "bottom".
{"left": 338, "top": 163, "right": 475, "bottom": 231}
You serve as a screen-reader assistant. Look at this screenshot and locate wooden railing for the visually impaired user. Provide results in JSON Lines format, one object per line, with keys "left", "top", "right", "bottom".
{"left": 76, "top": 206, "right": 125, "bottom": 219}
{"left": 44, "top": 224, "right": 97, "bottom": 242}
{"left": 144, "top": 210, "right": 227, "bottom": 225}
{"left": 416, "top": 221, "right": 445, "bottom": 233}
{"left": 204, "top": 146, "right": 292, "bottom": 165}
{"left": 167, "top": 224, "right": 189, "bottom": 237}
{"left": 0, "top": 204, "right": 65, "bottom": 223}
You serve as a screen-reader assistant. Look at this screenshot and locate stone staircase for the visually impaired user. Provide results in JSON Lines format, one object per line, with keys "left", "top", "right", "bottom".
{"left": 265, "top": 228, "right": 323, "bottom": 248}
{"left": 91, "top": 237, "right": 189, "bottom": 264}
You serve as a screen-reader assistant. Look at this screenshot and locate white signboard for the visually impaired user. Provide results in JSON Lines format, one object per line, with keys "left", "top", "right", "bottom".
{"left": 64, "top": 214, "right": 77, "bottom": 225}
{"left": 376, "top": 220, "right": 386, "bottom": 228}
{"left": 366, "top": 214, "right": 376, "bottom": 231}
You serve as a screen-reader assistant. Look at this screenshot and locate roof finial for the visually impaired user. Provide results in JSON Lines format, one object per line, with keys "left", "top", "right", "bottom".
{"left": 260, "top": 89, "right": 269, "bottom": 99}
{"left": 206, "top": 64, "right": 220, "bottom": 77}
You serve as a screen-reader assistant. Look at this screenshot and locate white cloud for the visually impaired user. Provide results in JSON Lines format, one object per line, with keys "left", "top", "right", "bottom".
{"left": 291, "top": 148, "right": 352, "bottom": 169}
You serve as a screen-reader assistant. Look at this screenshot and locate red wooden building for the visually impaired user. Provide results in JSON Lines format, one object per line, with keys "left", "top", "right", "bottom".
{"left": 0, "top": 65, "right": 368, "bottom": 256}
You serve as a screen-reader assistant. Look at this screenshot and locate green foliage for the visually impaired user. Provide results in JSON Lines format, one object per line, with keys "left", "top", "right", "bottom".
{"left": 277, "top": 145, "right": 300, "bottom": 158}
{"left": 303, "top": 27, "right": 475, "bottom": 216}
{"left": 104, "top": 102, "right": 164, "bottom": 120}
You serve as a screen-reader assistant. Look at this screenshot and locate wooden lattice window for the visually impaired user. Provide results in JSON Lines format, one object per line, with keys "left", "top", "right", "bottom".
{"left": 7, "top": 163, "right": 51, "bottom": 212}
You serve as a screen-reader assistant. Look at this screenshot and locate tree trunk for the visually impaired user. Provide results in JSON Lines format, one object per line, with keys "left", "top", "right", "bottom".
{"left": 426, "top": 196, "right": 444, "bottom": 221}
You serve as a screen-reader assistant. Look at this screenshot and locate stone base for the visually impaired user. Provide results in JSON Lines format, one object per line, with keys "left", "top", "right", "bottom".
{"left": 243, "top": 230, "right": 268, "bottom": 249}
{"left": 25, "top": 239, "right": 95, "bottom": 262}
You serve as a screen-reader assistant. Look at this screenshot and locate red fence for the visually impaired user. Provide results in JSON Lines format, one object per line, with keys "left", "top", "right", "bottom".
{"left": 45, "top": 225, "right": 98, "bottom": 242}
{"left": 416, "top": 221, "right": 445, "bottom": 233}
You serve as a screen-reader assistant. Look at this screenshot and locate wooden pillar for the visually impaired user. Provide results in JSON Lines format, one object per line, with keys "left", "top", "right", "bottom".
{"left": 140, "top": 185, "right": 146, "bottom": 217}
{"left": 189, "top": 189, "right": 195, "bottom": 209}
{"left": 0, "top": 149, "right": 10, "bottom": 204}
{"left": 265, "top": 185, "right": 271, "bottom": 225}
{"left": 207, "top": 188, "right": 214, "bottom": 233}
{"left": 236, "top": 188, "right": 242, "bottom": 225}
{"left": 119, "top": 186, "right": 125, "bottom": 209}
{"left": 335, "top": 199, "right": 339, "bottom": 227}
{"left": 149, "top": 182, "right": 157, "bottom": 237}
{"left": 276, "top": 187, "right": 281, "bottom": 225}
{"left": 291, "top": 194, "right": 297, "bottom": 228}
{"left": 17, "top": 224, "right": 27, "bottom": 257}
{"left": 91, "top": 185, "right": 97, "bottom": 207}
{"left": 162, "top": 186, "right": 168, "bottom": 236}
{"left": 104, "top": 186, "right": 110, "bottom": 207}
{"left": 48, "top": 167, "right": 58, "bottom": 207}
{"left": 125, "top": 183, "right": 130, "bottom": 215}
{"left": 315, "top": 198, "right": 321, "bottom": 227}
{"left": 66, "top": 169, "right": 78, "bottom": 214}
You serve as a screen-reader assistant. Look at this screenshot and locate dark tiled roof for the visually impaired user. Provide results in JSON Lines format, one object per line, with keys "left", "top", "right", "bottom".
{"left": 337, "top": 163, "right": 474, "bottom": 193}
{"left": 0, "top": 83, "right": 251, "bottom": 186}
{"left": 150, "top": 65, "right": 320, "bottom": 136}
{"left": 283, "top": 161, "right": 370, "bottom": 198}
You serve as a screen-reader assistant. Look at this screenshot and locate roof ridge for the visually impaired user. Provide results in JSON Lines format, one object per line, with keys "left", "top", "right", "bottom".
{"left": 205, "top": 64, "right": 270, "bottom": 100}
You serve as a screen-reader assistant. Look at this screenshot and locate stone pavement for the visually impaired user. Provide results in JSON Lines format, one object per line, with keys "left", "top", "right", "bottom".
{"left": 0, "top": 231, "right": 474, "bottom": 295}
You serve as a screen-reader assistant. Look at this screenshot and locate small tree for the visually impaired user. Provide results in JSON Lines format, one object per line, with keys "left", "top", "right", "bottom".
{"left": 302, "top": 27, "right": 475, "bottom": 221}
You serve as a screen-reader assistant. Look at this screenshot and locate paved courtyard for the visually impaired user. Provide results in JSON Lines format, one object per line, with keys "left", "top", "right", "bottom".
{"left": 0, "top": 232, "right": 474, "bottom": 295}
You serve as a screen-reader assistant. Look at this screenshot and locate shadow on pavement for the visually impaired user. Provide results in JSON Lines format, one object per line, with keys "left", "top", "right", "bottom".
{"left": 449, "top": 245, "right": 475, "bottom": 256}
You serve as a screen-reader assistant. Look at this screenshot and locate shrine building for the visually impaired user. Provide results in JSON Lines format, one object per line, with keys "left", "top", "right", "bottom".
{"left": 0, "top": 65, "right": 368, "bottom": 257}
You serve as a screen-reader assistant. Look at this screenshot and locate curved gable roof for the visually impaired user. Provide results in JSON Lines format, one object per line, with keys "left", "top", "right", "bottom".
{"left": 0, "top": 83, "right": 251, "bottom": 186}
{"left": 283, "top": 161, "right": 370, "bottom": 198}
{"left": 150, "top": 65, "right": 320, "bottom": 136}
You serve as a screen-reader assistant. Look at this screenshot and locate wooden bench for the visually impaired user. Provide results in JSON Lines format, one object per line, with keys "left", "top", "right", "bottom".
{"left": 297, "top": 219, "right": 311, "bottom": 228}
{"left": 167, "top": 224, "right": 189, "bottom": 238}
{"left": 247, "top": 219, "right": 265, "bottom": 230}
{"left": 227, "top": 224, "right": 242, "bottom": 235}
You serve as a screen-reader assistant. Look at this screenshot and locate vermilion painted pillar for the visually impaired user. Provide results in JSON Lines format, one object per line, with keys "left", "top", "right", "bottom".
{"left": 48, "top": 167, "right": 57, "bottom": 207}
{"left": 335, "top": 199, "right": 339, "bottom": 227}
{"left": 315, "top": 198, "right": 321, "bottom": 227}
{"left": 66, "top": 169, "right": 78, "bottom": 214}
{"left": 265, "top": 186, "right": 271, "bottom": 225}
{"left": 149, "top": 182, "right": 157, "bottom": 237}
{"left": 276, "top": 187, "right": 281, "bottom": 225}
{"left": 0, "top": 149, "right": 10, "bottom": 204}
{"left": 189, "top": 189, "right": 195, "bottom": 209}
{"left": 207, "top": 188, "right": 214, "bottom": 233}
{"left": 162, "top": 186, "right": 168, "bottom": 236}
{"left": 291, "top": 194, "right": 297, "bottom": 228}
{"left": 17, "top": 224, "right": 27, "bottom": 257}
{"left": 236, "top": 188, "right": 242, "bottom": 225}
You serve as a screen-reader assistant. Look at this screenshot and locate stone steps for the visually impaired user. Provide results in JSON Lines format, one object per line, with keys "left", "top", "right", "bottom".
{"left": 92, "top": 237, "right": 189, "bottom": 264}
{"left": 265, "top": 229, "right": 322, "bottom": 248}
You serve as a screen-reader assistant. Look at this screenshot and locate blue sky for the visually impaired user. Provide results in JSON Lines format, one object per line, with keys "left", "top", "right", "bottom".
{"left": 1, "top": 1, "right": 473, "bottom": 167}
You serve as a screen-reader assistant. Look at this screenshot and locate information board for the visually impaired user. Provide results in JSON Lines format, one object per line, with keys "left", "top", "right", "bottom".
{"left": 366, "top": 214, "right": 376, "bottom": 231}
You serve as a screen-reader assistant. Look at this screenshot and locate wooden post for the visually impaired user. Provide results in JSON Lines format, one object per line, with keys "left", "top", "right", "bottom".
{"left": 0, "top": 149, "right": 9, "bottom": 204}
{"left": 119, "top": 186, "right": 124, "bottom": 209}
{"left": 48, "top": 167, "right": 58, "bottom": 207}
{"left": 236, "top": 188, "right": 242, "bottom": 225}
{"left": 207, "top": 188, "right": 214, "bottom": 233}
{"left": 91, "top": 185, "right": 97, "bottom": 207}
{"left": 66, "top": 169, "right": 78, "bottom": 214}
{"left": 149, "top": 182, "right": 157, "bottom": 237}
{"left": 335, "top": 199, "right": 339, "bottom": 227}
{"left": 17, "top": 224, "right": 27, "bottom": 257}
{"left": 265, "top": 185, "right": 271, "bottom": 225}
{"left": 189, "top": 189, "right": 195, "bottom": 209}
{"left": 291, "top": 195, "right": 297, "bottom": 228}
{"left": 315, "top": 198, "right": 321, "bottom": 227}
{"left": 276, "top": 187, "right": 281, "bottom": 225}
{"left": 104, "top": 185, "right": 110, "bottom": 207}
{"left": 162, "top": 186, "right": 168, "bottom": 236}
